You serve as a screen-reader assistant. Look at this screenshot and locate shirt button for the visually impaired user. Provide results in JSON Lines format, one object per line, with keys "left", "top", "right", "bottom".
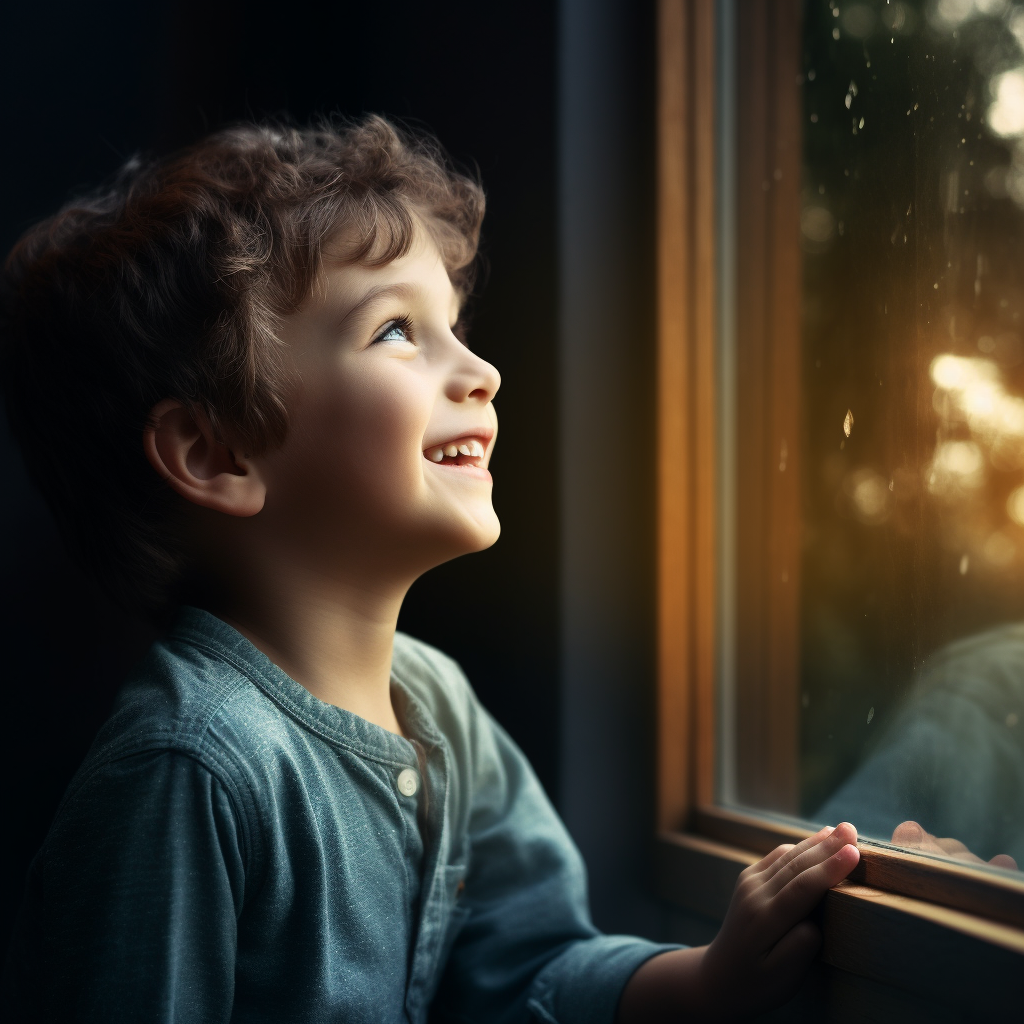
{"left": 397, "top": 768, "right": 419, "bottom": 797}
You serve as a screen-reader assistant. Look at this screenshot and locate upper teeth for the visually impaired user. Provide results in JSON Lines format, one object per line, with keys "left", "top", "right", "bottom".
{"left": 426, "top": 439, "right": 485, "bottom": 462}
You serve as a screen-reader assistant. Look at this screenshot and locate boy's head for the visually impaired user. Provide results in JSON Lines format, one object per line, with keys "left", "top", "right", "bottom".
{"left": 1, "top": 115, "right": 497, "bottom": 618}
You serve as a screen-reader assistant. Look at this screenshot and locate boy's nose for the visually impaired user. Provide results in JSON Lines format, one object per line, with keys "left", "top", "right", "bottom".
{"left": 447, "top": 351, "right": 500, "bottom": 404}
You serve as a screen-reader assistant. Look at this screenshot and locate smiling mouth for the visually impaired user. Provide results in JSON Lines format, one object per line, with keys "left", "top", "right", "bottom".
{"left": 423, "top": 436, "right": 488, "bottom": 467}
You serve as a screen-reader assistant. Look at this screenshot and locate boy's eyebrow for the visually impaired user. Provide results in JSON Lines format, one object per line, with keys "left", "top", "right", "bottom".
{"left": 334, "top": 282, "right": 420, "bottom": 331}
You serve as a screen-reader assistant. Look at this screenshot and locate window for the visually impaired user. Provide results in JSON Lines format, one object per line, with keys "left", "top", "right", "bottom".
{"left": 655, "top": 0, "right": 1024, "bottom": 1012}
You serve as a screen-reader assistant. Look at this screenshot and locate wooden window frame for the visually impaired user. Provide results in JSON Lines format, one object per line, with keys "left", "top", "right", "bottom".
{"left": 655, "top": 0, "right": 1024, "bottom": 1011}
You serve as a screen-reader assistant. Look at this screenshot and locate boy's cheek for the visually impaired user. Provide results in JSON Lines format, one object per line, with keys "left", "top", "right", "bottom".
{"left": 286, "top": 376, "right": 424, "bottom": 468}
{"left": 263, "top": 413, "right": 428, "bottom": 525}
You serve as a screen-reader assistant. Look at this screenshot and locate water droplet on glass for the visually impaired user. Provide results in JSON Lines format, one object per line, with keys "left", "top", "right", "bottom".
{"left": 960, "top": 553, "right": 969, "bottom": 575}
{"left": 843, "top": 409, "right": 854, "bottom": 437}
{"left": 867, "top": 707, "right": 875, "bottom": 724}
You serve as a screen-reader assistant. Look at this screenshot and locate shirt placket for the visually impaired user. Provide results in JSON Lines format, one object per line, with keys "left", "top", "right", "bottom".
{"left": 403, "top": 736, "right": 452, "bottom": 1023}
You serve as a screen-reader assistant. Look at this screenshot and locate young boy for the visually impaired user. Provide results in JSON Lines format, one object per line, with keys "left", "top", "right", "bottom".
{"left": 0, "top": 116, "right": 859, "bottom": 1022}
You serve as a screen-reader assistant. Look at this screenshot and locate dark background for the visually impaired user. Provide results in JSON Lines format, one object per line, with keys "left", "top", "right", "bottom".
{"left": 2, "top": 0, "right": 673, "bottom": 954}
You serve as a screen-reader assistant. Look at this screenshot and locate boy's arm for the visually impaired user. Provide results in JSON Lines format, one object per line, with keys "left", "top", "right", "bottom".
{"left": 3, "top": 749, "right": 244, "bottom": 1023}
{"left": 430, "top": 688, "right": 680, "bottom": 1024}
{"left": 616, "top": 823, "right": 860, "bottom": 1022}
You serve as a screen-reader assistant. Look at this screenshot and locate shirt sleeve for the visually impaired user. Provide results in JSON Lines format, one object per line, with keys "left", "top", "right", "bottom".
{"left": 429, "top": 687, "right": 677, "bottom": 1024}
{"left": 2, "top": 749, "right": 245, "bottom": 1023}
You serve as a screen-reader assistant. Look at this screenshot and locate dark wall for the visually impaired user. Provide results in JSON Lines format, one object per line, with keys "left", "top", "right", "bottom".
{"left": 558, "top": 0, "right": 663, "bottom": 939}
{"left": 1, "top": 0, "right": 562, "bottom": 949}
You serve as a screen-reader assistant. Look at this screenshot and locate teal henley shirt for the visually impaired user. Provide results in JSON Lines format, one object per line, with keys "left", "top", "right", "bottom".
{"left": 3, "top": 607, "right": 673, "bottom": 1022}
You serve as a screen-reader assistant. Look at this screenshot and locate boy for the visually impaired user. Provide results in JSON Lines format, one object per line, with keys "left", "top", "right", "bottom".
{"left": 0, "top": 116, "right": 859, "bottom": 1022}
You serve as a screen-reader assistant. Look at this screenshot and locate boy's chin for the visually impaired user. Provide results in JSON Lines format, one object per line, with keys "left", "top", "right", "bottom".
{"left": 429, "top": 513, "right": 501, "bottom": 563}
{"left": 469, "top": 518, "right": 501, "bottom": 552}
{"left": 467, "top": 504, "right": 501, "bottom": 547}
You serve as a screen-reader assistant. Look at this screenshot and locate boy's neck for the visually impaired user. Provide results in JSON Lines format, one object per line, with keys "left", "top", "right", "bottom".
{"left": 211, "top": 567, "right": 409, "bottom": 736}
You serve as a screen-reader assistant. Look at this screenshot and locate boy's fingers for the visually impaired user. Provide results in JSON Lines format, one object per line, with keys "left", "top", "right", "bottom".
{"left": 770, "top": 842, "right": 860, "bottom": 924}
{"left": 763, "top": 823, "right": 858, "bottom": 897}
{"left": 757, "top": 826, "right": 831, "bottom": 883}
{"left": 751, "top": 843, "right": 796, "bottom": 875}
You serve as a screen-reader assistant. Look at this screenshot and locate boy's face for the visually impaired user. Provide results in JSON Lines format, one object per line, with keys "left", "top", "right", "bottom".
{"left": 255, "top": 225, "right": 500, "bottom": 583}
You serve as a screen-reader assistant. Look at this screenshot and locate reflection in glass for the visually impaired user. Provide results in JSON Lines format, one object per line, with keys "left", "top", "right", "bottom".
{"left": 724, "top": 0, "right": 1024, "bottom": 872}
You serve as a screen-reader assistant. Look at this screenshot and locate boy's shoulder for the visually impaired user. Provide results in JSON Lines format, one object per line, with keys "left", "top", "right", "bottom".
{"left": 68, "top": 612, "right": 286, "bottom": 800}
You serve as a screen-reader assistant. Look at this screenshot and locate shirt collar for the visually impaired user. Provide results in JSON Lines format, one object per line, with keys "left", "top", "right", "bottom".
{"left": 168, "top": 605, "right": 441, "bottom": 766}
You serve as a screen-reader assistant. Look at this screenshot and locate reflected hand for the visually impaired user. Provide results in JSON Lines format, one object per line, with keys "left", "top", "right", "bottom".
{"left": 891, "top": 820, "right": 1017, "bottom": 871}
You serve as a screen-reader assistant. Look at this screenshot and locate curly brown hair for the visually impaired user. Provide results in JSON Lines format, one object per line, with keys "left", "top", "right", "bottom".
{"left": 0, "top": 115, "right": 485, "bottom": 617}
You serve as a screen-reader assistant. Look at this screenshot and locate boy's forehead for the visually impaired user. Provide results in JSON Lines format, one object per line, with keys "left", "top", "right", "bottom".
{"left": 312, "top": 230, "right": 458, "bottom": 318}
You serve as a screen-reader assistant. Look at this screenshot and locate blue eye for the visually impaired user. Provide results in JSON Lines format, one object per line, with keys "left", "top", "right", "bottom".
{"left": 374, "top": 318, "right": 414, "bottom": 346}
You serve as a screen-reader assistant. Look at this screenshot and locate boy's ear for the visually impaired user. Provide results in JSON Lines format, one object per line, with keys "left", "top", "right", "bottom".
{"left": 143, "top": 399, "right": 266, "bottom": 517}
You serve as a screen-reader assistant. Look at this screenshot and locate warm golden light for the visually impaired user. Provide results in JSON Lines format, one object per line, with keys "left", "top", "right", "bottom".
{"left": 927, "top": 440, "right": 986, "bottom": 496}
{"left": 929, "top": 353, "right": 998, "bottom": 390}
{"left": 930, "top": 353, "right": 1024, "bottom": 454}
{"left": 989, "top": 68, "right": 1024, "bottom": 139}
{"left": 1007, "top": 486, "right": 1024, "bottom": 526}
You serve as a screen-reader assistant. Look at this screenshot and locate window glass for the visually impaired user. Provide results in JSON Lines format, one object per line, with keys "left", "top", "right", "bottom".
{"left": 722, "top": 0, "right": 1024, "bottom": 874}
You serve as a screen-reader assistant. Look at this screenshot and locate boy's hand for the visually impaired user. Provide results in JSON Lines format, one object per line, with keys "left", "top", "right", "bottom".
{"left": 698, "top": 821, "right": 859, "bottom": 1017}
{"left": 617, "top": 822, "right": 859, "bottom": 1023}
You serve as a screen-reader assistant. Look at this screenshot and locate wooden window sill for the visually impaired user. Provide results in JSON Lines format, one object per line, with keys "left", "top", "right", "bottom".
{"left": 691, "top": 805, "right": 1024, "bottom": 929}
{"left": 655, "top": 826, "right": 1024, "bottom": 1016}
